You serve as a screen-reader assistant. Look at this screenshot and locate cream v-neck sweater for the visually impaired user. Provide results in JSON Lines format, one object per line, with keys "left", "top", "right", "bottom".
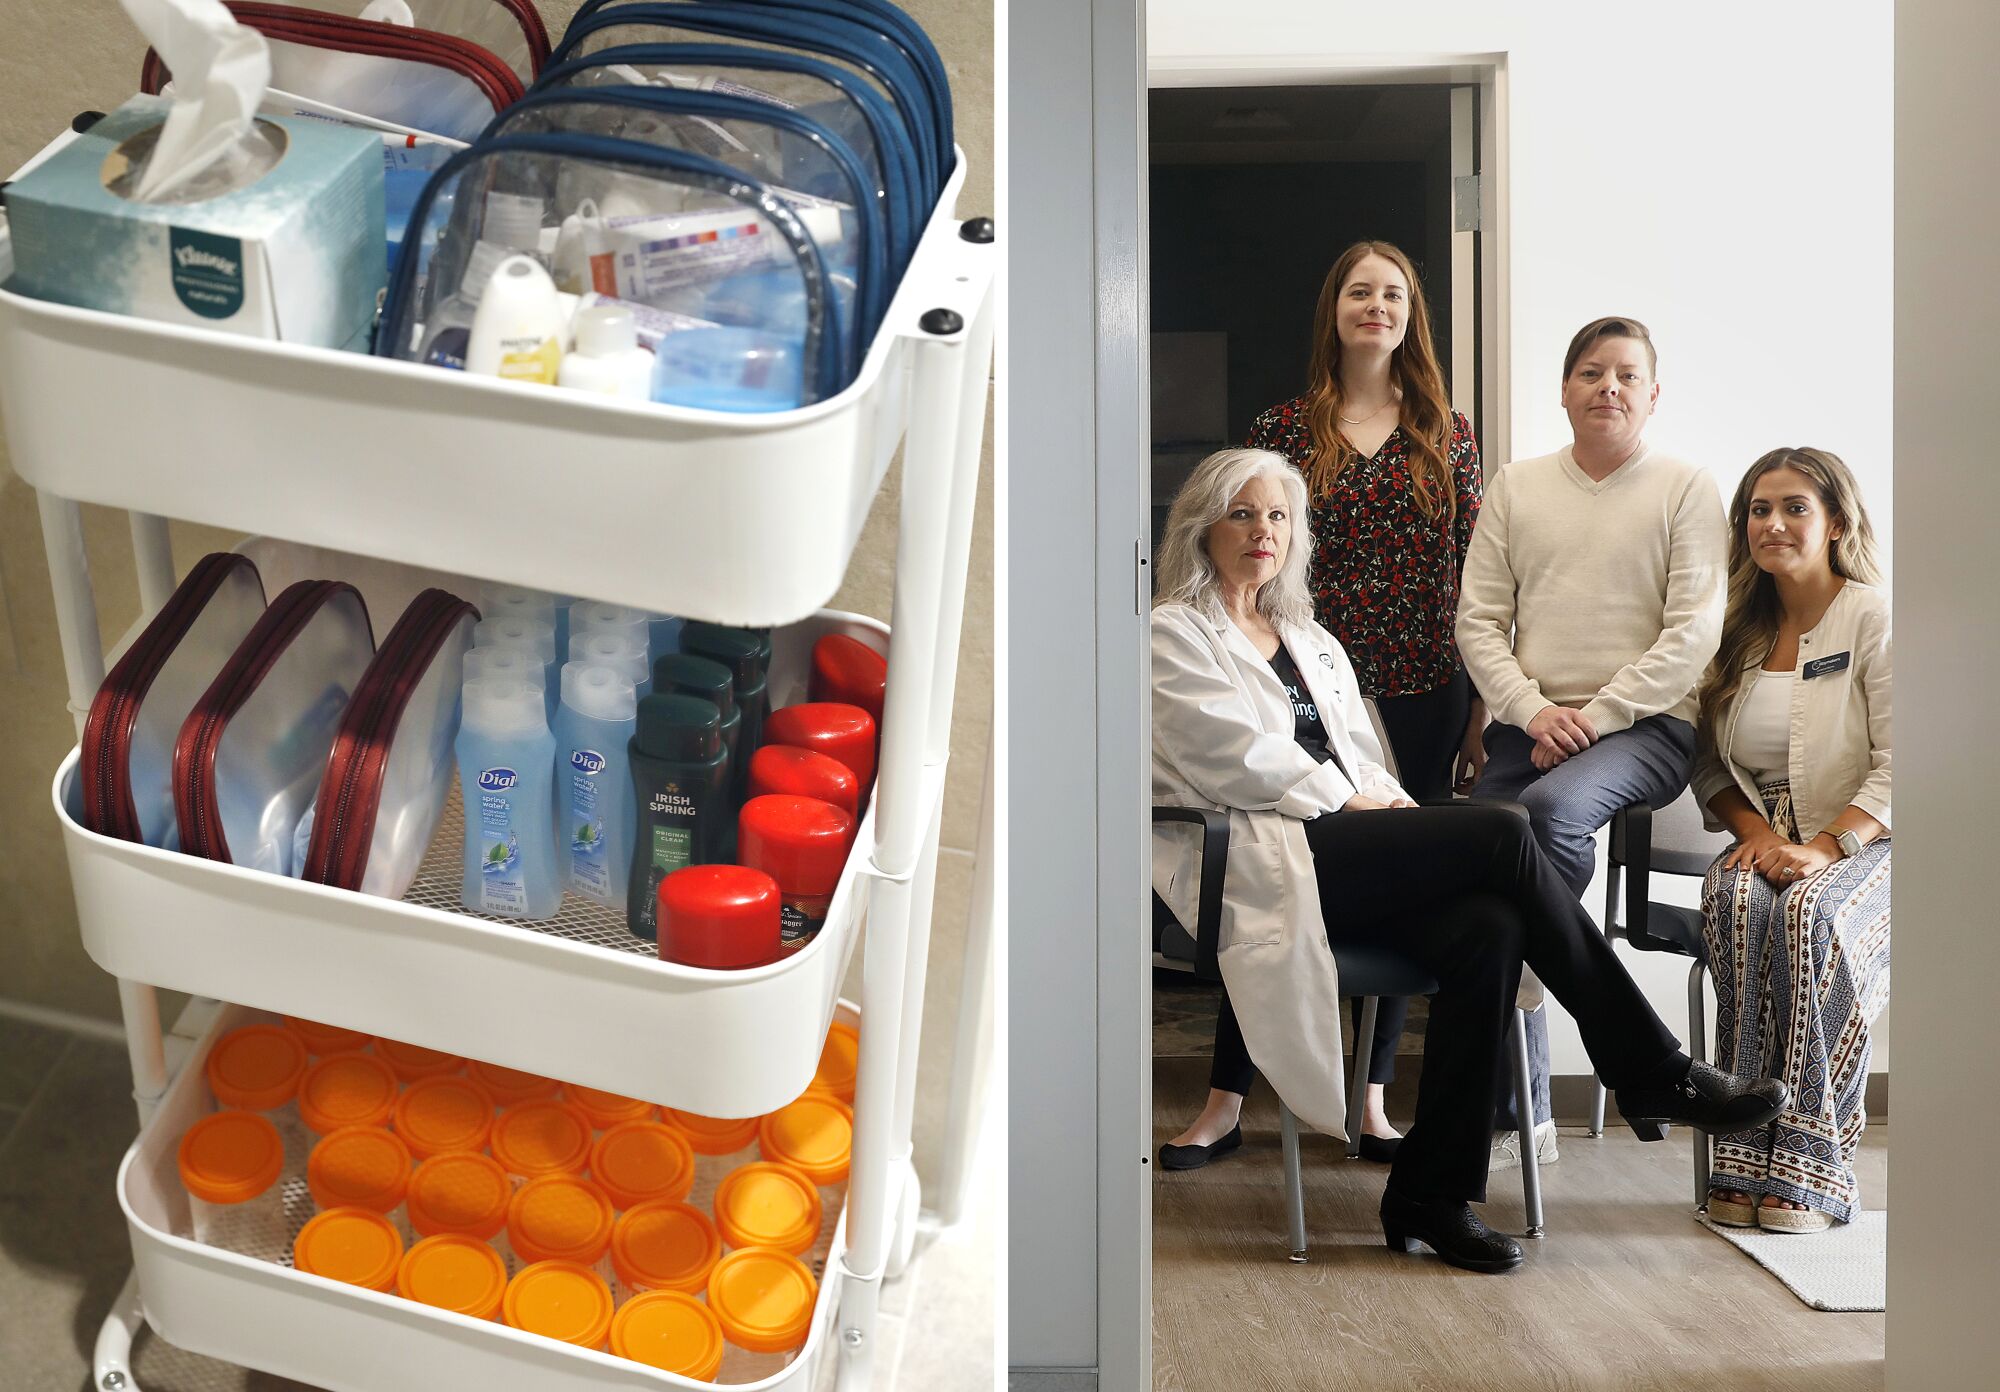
{"left": 1454, "top": 441, "right": 1727, "bottom": 736}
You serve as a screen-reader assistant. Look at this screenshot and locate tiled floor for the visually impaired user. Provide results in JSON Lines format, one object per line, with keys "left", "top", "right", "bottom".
{"left": 0, "top": 1014, "right": 995, "bottom": 1392}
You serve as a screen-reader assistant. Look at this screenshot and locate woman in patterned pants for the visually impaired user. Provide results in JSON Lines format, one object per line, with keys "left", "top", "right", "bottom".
{"left": 1692, "top": 447, "right": 1891, "bottom": 1231}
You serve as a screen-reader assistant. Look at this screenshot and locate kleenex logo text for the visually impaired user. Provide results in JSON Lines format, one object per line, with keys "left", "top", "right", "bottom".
{"left": 173, "top": 243, "right": 238, "bottom": 276}
{"left": 478, "top": 767, "right": 519, "bottom": 791}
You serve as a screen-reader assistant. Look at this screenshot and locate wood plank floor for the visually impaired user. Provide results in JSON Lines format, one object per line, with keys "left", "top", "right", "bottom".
{"left": 1153, "top": 1057, "right": 1886, "bottom": 1392}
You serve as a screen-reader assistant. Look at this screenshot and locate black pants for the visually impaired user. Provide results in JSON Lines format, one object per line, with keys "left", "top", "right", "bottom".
{"left": 1211, "top": 803, "right": 1680, "bottom": 1204}
{"left": 1209, "top": 669, "right": 1471, "bottom": 1092}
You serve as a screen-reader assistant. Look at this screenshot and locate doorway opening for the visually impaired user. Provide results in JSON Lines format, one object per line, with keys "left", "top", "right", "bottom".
{"left": 1147, "top": 75, "right": 1499, "bottom": 555}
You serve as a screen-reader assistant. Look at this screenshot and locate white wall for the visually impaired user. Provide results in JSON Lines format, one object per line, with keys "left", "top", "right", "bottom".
{"left": 1149, "top": 0, "right": 1894, "bottom": 1080}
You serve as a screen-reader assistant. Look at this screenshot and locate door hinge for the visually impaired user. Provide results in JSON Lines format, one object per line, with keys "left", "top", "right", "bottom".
{"left": 1454, "top": 174, "right": 1481, "bottom": 233}
{"left": 1136, "top": 541, "right": 1150, "bottom": 616}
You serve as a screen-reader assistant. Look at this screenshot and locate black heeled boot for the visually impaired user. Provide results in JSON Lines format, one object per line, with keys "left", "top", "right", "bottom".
{"left": 1379, "top": 1189, "right": 1523, "bottom": 1274}
{"left": 1615, "top": 1059, "right": 1788, "bottom": 1141}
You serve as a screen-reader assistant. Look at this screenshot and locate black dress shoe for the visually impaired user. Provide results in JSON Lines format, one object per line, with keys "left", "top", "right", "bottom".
{"left": 1615, "top": 1059, "right": 1788, "bottom": 1141}
{"left": 1379, "top": 1189, "right": 1523, "bottom": 1273}
{"left": 1158, "top": 1124, "right": 1242, "bottom": 1171}
{"left": 1356, "top": 1133, "right": 1401, "bottom": 1164}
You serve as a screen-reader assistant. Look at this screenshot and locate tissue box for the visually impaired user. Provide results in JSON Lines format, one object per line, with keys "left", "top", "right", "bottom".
{"left": 5, "top": 95, "right": 384, "bottom": 348}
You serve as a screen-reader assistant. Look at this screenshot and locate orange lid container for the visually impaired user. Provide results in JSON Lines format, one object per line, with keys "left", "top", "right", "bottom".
{"left": 397, "top": 1234, "right": 508, "bottom": 1320}
{"left": 589, "top": 1121, "right": 695, "bottom": 1211}
{"left": 507, "top": 1174, "right": 615, "bottom": 1266}
{"left": 490, "top": 1101, "right": 594, "bottom": 1180}
{"left": 407, "top": 1152, "right": 512, "bottom": 1241}
{"left": 610, "top": 1290, "right": 726, "bottom": 1380}
{"left": 466, "top": 1061, "right": 560, "bottom": 1107}
{"left": 206, "top": 1025, "right": 308, "bottom": 1111}
{"left": 298, "top": 1052, "right": 399, "bottom": 1135}
{"left": 560, "top": 1082, "right": 655, "bottom": 1131}
{"left": 610, "top": 1201, "right": 721, "bottom": 1295}
{"left": 503, "top": 1261, "right": 615, "bottom": 1348}
{"left": 664, "top": 1109, "right": 762, "bottom": 1156}
{"left": 714, "top": 1162, "right": 822, "bottom": 1255}
{"left": 376, "top": 1038, "right": 464, "bottom": 1083}
{"left": 177, "top": 1111, "right": 283, "bottom": 1206}
{"left": 707, "top": 1247, "right": 817, "bottom": 1354}
{"left": 812, "top": 1022, "right": 860, "bottom": 1104}
{"left": 293, "top": 1207, "right": 403, "bottom": 1292}
{"left": 393, "top": 1076, "right": 496, "bottom": 1159}
{"left": 282, "top": 1017, "right": 373, "bottom": 1057}
{"left": 306, "top": 1126, "right": 412, "bottom": 1214}
{"left": 759, "top": 1094, "right": 854, "bottom": 1186}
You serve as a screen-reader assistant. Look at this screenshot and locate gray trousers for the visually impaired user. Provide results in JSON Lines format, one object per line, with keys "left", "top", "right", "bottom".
{"left": 1469, "top": 714, "right": 1697, "bottom": 1129}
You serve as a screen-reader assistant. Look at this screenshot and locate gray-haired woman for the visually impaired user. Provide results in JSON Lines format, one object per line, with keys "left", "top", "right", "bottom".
{"left": 1150, "top": 447, "right": 1787, "bottom": 1272}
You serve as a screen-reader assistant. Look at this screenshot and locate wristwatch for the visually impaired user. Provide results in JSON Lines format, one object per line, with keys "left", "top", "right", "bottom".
{"left": 1829, "top": 827, "right": 1863, "bottom": 859}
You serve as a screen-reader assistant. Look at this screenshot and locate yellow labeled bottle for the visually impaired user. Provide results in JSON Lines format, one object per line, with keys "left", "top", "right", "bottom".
{"left": 466, "top": 255, "right": 563, "bottom": 386}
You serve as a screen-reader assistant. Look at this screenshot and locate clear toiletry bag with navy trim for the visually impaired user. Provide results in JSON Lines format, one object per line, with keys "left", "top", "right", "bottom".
{"left": 483, "top": 85, "right": 891, "bottom": 357}
{"left": 172, "top": 579, "right": 375, "bottom": 875}
{"left": 531, "top": 41, "right": 924, "bottom": 272}
{"left": 547, "top": 1, "right": 948, "bottom": 203}
{"left": 297, "top": 586, "right": 479, "bottom": 897}
{"left": 557, "top": 0, "right": 952, "bottom": 177}
{"left": 80, "top": 553, "right": 269, "bottom": 850}
{"left": 140, "top": 0, "right": 538, "bottom": 141}
{"left": 378, "top": 132, "right": 845, "bottom": 409}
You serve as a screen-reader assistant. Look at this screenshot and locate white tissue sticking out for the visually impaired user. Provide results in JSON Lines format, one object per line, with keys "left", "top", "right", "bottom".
{"left": 121, "top": 0, "right": 274, "bottom": 203}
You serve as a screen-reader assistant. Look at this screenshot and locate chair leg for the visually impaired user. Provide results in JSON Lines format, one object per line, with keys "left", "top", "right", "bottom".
{"left": 1279, "top": 1103, "right": 1307, "bottom": 1262}
{"left": 1689, "top": 960, "right": 1711, "bottom": 1213}
{"left": 1511, "top": 1009, "right": 1545, "bottom": 1238}
{"left": 1592, "top": 865, "right": 1622, "bottom": 1138}
{"left": 1345, "top": 997, "right": 1379, "bottom": 1160}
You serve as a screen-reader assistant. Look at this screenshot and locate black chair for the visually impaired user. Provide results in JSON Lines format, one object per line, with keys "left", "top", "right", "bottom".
{"left": 1152, "top": 805, "right": 1547, "bottom": 1259}
{"left": 1589, "top": 788, "right": 1734, "bottom": 1211}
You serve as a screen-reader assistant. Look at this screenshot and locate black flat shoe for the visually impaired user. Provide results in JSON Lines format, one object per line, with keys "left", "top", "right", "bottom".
{"left": 1379, "top": 1189, "right": 1523, "bottom": 1274}
{"left": 1615, "top": 1060, "right": 1788, "bottom": 1141}
{"left": 1158, "top": 1124, "right": 1242, "bottom": 1171}
{"left": 1356, "top": 1133, "right": 1401, "bottom": 1164}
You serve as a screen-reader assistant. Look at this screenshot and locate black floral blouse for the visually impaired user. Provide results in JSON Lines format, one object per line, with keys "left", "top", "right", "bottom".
{"left": 1245, "top": 399, "right": 1483, "bottom": 698}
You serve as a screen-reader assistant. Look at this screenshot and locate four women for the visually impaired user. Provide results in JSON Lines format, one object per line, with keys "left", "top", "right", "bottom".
{"left": 1155, "top": 239, "right": 1892, "bottom": 1261}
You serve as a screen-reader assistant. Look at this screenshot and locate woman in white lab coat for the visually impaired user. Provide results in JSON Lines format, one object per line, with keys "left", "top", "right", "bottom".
{"left": 1151, "top": 447, "right": 1789, "bottom": 1272}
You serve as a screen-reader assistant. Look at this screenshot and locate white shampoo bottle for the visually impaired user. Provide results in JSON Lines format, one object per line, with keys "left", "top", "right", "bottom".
{"left": 557, "top": 304, "right": 655, "bottom": 400}
{"left": 465, "top": 254, "right": 563, "bottom": 385}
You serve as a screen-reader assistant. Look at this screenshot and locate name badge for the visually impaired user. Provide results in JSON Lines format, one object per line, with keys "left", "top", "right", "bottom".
{"left": 1802, "top": 651, "right": 1851, "bottom": 680}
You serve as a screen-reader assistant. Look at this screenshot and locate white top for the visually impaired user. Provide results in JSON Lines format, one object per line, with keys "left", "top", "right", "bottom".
{"left": 1692, "top": 582, "right": 1892, "bottom": 842}
{"left": 1731, "top": 669, "right": 1793, "bottom": 786}
{"left": 1455, "top": 442, "right": 1728, "bottom": 735}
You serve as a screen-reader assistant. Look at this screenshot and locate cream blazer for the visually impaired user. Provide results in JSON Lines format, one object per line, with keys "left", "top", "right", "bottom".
{"left": 1150, "top": 602, "right": 1409, "bottom": 1138}
{"left": 1692, "top": 582, "right": 1892, "bottom": 840}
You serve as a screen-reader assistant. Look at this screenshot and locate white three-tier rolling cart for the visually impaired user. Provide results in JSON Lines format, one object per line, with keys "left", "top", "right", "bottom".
{"left": 0, "top": 121, "right": 994, "bottom": 1391}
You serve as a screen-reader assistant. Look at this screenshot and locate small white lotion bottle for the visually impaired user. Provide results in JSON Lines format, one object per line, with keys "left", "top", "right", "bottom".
{"left": 557, "top": 304, "right": 655, "bottom": 400}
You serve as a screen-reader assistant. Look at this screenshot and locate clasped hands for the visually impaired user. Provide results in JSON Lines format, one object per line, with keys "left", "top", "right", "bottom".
{"left": 1720, "top": 827, "right": 1838, "bottom": 887}
{"left": 1527, "top": 704, "right": 1598, "bottom": 771}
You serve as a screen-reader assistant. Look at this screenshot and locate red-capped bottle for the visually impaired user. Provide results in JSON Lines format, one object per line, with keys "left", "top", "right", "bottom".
{"left": 761, "top": 702, "right": 876, "bottom": 790}
{"left": 808, "top": 634, "right": 887, "bottom": 726}
{"left": 737, "top": 795, "right": 855, "bottom": 952}
{"left": 656, "top": 865, "right": 782, "bottom": 969}
{"left": 747, "top": 745, "right": 861, "bottom": 821}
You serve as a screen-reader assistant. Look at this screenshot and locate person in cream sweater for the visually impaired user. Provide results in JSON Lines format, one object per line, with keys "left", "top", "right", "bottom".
{"left": 1454, "top": 316, "right": 1727, "bottom": 1165}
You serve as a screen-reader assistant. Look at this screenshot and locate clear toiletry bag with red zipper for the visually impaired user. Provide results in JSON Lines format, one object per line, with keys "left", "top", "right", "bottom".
{"left": 296, "top": 586, "right": 478, "bottom": 898}
{"left": 139, "top": 0, "right": 545, "bottom": 141}
{"left": 172, "top": 579, "right": 375, "bottom": 876}
{"left": 80, "top": 552, "right": 269, "bottom": 851}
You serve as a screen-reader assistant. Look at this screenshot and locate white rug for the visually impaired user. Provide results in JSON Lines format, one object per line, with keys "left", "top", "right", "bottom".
{"left": 1698, "top": 1210, "right": 1886, "bottom": 1311}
